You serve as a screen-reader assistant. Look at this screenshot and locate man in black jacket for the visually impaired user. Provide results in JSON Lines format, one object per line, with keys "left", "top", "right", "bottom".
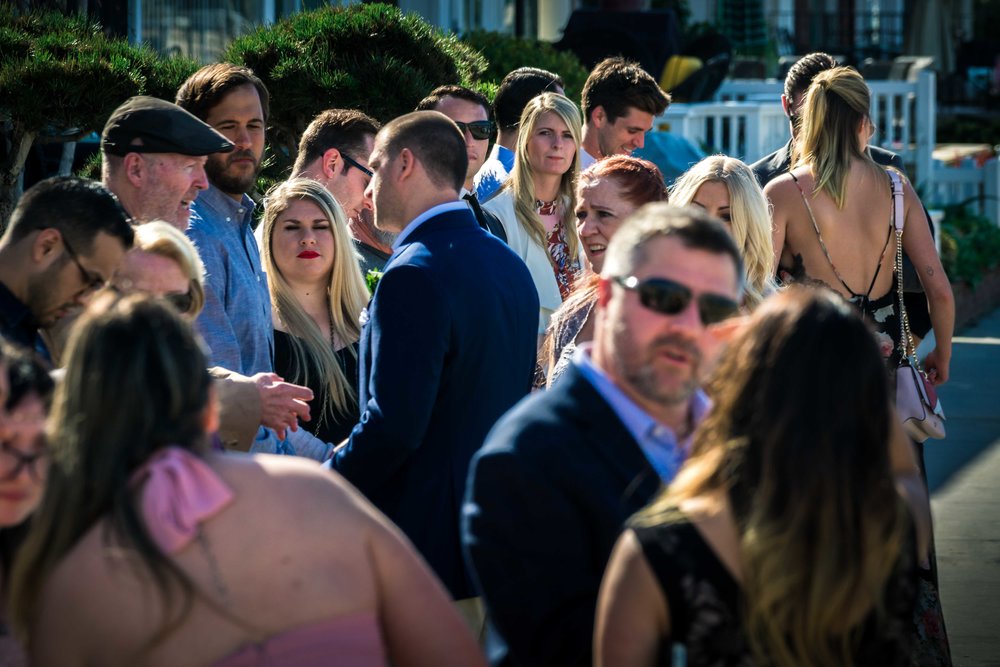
{"left": 463, "top": 205, "right": 744, "bottom": 666}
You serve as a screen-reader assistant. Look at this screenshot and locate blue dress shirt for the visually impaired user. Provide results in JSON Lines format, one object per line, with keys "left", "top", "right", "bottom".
{"left": 186, "top": 185, "right": 273, "bottom": 376}
{"left": 573, "top": 343, "right": 709, "bottom": 483}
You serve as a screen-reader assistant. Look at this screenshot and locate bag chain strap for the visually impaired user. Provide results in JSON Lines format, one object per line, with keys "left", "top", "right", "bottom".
{"left": 892, "top": 171, "right": 921, "bottom": 369}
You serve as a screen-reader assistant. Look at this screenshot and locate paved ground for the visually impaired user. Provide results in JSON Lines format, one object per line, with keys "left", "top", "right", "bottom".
{"left": 926, "top": 306, "right": 1000, "bottom": 665}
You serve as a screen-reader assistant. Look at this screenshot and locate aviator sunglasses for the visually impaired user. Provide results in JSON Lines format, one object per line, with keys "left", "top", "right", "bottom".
{"left": 613, "top": 276, "right": 740, "bottom": 326}
{"left": 454, "top": 120, "right": 495, "bottom": 141}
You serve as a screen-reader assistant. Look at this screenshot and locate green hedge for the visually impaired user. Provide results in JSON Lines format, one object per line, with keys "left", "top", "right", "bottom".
{"left": 461, "top": 29, "right": 589, "bottom": 105}
{"left": 223, "top": 2, "right": 487, "bottom": 179}
{"left": 939, "top": 205, "right": 1000, "bottom": 286}
{"left": 0, "top": 6, "right": 199, "bottom": 228}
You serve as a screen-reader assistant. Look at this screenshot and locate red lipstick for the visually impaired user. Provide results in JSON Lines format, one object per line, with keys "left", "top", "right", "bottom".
{"left": 297, "top": 250, "right": 320, "bottom": 259}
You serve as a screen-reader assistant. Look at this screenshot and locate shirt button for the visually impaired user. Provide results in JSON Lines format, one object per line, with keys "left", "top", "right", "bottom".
{"left": 238, "top": 208, "right": 245, "bottom": 214}
{"left": 225, "top": 217, "right": 231, "bottom": 222}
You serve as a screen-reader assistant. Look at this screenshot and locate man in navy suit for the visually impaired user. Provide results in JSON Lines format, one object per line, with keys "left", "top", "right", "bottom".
{"left": 330, "top": 111, "right": 539, "bottom": 604}
{"left": 463, "top": 205, "right": 745, "bottom": 666}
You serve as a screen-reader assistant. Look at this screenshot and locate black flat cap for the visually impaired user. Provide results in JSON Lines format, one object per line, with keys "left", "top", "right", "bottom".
{"left": 101, "top": 96, "right": 234, "bottom": 157}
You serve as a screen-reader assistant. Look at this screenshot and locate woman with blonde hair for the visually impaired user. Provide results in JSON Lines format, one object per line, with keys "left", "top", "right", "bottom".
{"left": 261, "top": 178, "right": 370, "bottom": 444}
{"left": 9, "top": 294, "right": 486, "bottom": 667}
{"left": 595, "top": 287, "right": 928, "bottom": 666}
{"left": 764, "top": 67, "right": 954, "bottom": 661}
{"left": 765, "top": 66, "right": 952, "bottom": 379}
{"left": 483, "top": 92, "right": 583, "bottom": 335}
{"left": 115, "top": 221, "right": 206, "bottom": 318}
{"left": 670, "top": 155, "right": 777, "bottom": 309}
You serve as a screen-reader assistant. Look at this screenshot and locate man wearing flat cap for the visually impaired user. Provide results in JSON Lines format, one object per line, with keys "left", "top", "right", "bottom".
{"left": 101, "top": 96, "right": 233, "bottom": 231}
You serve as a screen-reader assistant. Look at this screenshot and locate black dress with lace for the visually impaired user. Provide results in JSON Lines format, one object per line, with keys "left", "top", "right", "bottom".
{"left": 632, "top": 518, "right": 917, "bottom": 666}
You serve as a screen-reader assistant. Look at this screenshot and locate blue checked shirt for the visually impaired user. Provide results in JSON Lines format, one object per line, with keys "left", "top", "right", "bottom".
{"left": 187, "top": 185, "right": 273, "bottom": 376}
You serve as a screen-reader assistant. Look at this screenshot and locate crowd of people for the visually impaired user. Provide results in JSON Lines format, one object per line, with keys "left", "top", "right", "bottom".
{"left": 0, "top": 49, "right": 954, "bottom": 667}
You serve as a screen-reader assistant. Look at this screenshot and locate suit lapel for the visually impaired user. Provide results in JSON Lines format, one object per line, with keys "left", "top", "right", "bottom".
{"left": 560, "top": 365, "right": 662, "bottom": 504}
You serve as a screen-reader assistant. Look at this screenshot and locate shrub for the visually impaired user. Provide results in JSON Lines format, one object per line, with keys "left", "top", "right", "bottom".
{"left": 461, "top": 29, "right": 589, "bottom": 104}
{"left": 0, "top": 6, "right": 199, "bottom": 229}
{"left": 223, "top": 2, "right": 487, "bottom": 181}
{"left": 939, "top": 204, "right": 1000, "bottom": 286}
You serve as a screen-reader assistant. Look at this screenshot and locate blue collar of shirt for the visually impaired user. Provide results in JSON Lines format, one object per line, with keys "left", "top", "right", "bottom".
{"left": 195, "top": 184, "right": 256, "bottom": 227}
{"left": 392, "top": 200, "right": 468, "bottom": 249}
{"left": 573, "top": 343, "right": 710, "bottom": 482}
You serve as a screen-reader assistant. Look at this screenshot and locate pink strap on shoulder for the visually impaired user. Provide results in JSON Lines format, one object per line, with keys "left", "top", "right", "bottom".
{"left": 132, "top": 447, "right": 235, "bottom": 554}
{"left": 888, "top": 170, "right": 905, "bottom": 233}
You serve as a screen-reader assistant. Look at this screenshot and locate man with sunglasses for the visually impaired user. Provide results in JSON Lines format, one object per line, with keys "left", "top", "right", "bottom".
{"left": 0, "top": 177, "right": 133, "bottom": 357}
{"left": 416, "top": 85, "right": 507, "bottom": 242}
{"left": 292, "top": 109, "right": 394, "bottom": 273}
{"left": 463, "top": 205, "right": 743, "bottom": 667}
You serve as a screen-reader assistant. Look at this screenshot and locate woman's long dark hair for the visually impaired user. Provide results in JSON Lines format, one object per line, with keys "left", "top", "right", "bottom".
{"left": 10, "top": 294, "right": 212, "bottom": 648}
{"left": 641, "top": 286, "right": 909, "bottom": 666}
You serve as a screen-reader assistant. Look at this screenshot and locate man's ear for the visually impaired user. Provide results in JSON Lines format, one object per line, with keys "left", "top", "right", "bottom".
{"left": 31, "top": 228, "right": 63, "bottom": 265}
{"left": 396, "top": 147, "right": 416, "bottom": 182}
{"left": 124, "top": 153, "right": 145, "bottom": 187}
{"left": 780, "top": 94, "right": 791, "bottom": 118}
{"left": 591, "top": 105, "right": 608, "bottom": 128}
{"left": 321, "top": 147, "right": 342, "bottom": 179}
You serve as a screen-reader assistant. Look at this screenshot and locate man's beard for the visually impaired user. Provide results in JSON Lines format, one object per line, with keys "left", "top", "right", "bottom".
{"left": 374, "top": 227, "right": 397, "bottom": 245}
{"left": 206, "top": 149, "right": 260, "bottom": 196}
{"left": 612, "top": 324, "right": 702, "bottom": 407}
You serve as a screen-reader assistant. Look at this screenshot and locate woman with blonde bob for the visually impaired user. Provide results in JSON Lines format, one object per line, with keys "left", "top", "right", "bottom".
{"left": 484, "top": 92, "right": 583, "bottom": 335}
{"left": 115, "top": 221, "right": 207, "bottom": 318}
{"left": 669, "top": 155, "right": 777, "bottom": 309}
{"left": 261, "top": 178, "right": 370, "bottom": 444}
{"left": 595, "top": 287, "right": 929, "bottom": 667}
{"left": 9, "top": 294, "right": 486, "bottom": 667}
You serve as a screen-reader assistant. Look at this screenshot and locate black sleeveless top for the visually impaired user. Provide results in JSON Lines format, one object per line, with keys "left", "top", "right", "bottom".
{"left": 632, "top": 517, "right": 917, "bottom": 666}
{"left": 273, "top": 329, "right": 360, "bottom": 445}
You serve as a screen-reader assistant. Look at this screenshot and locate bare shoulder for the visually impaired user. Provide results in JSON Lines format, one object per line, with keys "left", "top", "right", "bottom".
{"left": 762, "top": 171, "right": 800, "bottom": 202}
{"left": 32, "top": 526, "right": 135, "bottom": 664}
{"left": 209, "top": 452, "right": 381, "bottom": 529}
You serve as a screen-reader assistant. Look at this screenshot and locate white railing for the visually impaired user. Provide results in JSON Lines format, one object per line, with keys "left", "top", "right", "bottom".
{"left": 924, "top": 159, "right": 1000, "bottom": 225}
{"left": 652, "top": 70, "right": 999, "bottom": 225}
{"left": 656, "top": 101, "right": 788, "bottom": 165}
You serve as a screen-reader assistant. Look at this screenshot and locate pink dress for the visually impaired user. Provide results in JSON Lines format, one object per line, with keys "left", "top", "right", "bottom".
{"left": 135, "top": 447, "right": 389, "bottom": 667}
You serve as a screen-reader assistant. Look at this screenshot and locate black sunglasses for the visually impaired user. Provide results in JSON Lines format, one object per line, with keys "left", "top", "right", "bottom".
{"left": 163, "top": 291, "right": 194, "bottom": 315}
{"left": 454, "top": 120, "right": 495, "bottom": 141}
{"left": 336, "top": 149, "right": 373, "bottom": 179}
{"left": 62, "top": 234, "right": 106, "bottom": 294}
{"left": 613, "top": 276, "right": 740, "bottom": 326}
{"left": 0, "top": 441, "right": 47, "bottom": 482}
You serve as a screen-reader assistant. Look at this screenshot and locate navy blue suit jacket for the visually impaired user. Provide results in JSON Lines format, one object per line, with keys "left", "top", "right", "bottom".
{"left": 332, "top": 205, "right": 538, "bottom": 599}
{"left": 463, "top": 362, "right": 662, "bottom": 667}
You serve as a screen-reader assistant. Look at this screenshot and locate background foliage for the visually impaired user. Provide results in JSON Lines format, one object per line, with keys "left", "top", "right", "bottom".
{"left": 224, "top": 3, "right": 487, "bottom": 178}
{"left": 460, "top": 29, "right": 589, "bottom": 104}
{"left": 0, "top": 5, "right": 199, "bottom": 228}
{"left": 939, "top": 205, "right": 1000, "bottom": 286}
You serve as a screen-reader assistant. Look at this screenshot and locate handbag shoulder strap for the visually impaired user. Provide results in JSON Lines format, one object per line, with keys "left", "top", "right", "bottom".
{"left": 889, "top": 169, "right": 917, "bottom": 362}
{"left": 888, "top": 169, "right": 905, "bottom": 234}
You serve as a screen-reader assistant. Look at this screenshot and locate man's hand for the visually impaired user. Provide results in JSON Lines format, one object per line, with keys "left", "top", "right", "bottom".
{"left": 252, "top": 373, "right": 313, "bottom": 440}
